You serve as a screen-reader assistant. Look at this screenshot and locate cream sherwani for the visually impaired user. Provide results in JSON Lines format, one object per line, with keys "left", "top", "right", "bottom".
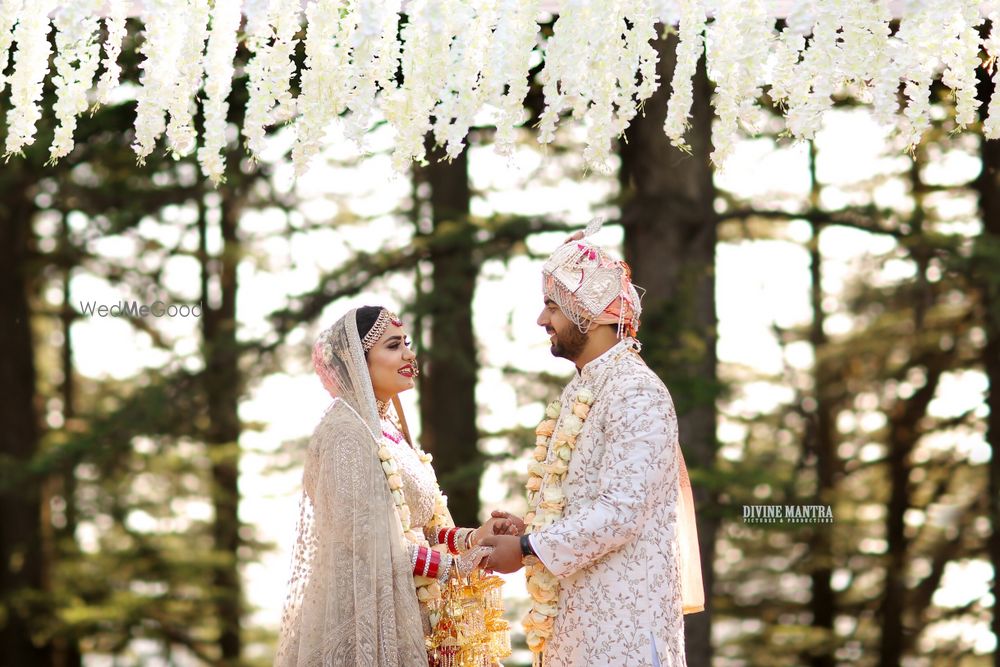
{"left": 530, "top": 339, "right": 697, "bottom": 667}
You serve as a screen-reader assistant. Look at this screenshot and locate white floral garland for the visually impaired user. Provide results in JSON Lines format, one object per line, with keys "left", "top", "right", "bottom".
{"left": 2, "top": 2, "right": 1000, "bottom": 177}
{"left": 48, "top": 0, "right": 101, "bottom": 164}
{"left": 521, "top": 386, "right": 594, "bottom": 657}
{"left": 663, "top": 0, "right": 706, "bottom": 151}
{"left": 376, "top": 432, "right": 452, "bottom": 604}
{"left": 163, "top": 0, "right": 210, "bottom": 158}
{"left": 197, "top": 0, "right": 242, "bottom": 184}
{"left": 291, "top": 0, "right": 354, "bottom": 175}
{"left": 243, "top": 0, "right": 301, "bottom": 161}
{"left": 486, "top": 0, "right": 540, "bottom": 157}
{"left": 341, "top": 0, "right": 401, "bottom": 145}
{"left": 3, "top": 0, "right": 55, "bottom": 158}
{"left": 94, "top": 0, "right": 128, "bottom": 107}
{"left": 132, "top": 0, "right": 181, "bottom": 164}
{"left": 706, "top": 0, "right": 771, "bottom": 165}
{"left": 984, "top": 10, "right": 1000, "bottom": 139}
{"left": 0, "top": 0, "right": 25, "bottom": 97}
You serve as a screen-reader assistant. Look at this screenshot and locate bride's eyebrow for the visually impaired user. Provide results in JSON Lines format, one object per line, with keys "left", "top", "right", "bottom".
{"left": 384, "top": 335, "right": 404, "bottom": 344}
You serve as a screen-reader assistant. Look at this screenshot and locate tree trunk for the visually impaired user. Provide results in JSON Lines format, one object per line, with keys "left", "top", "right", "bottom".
{"left": 414, "top": 145, "right": 481, "bottom": 528}
{"left": 806, "top": 143, "right": 835, "bottom": 667}
{"left": 0, "top": 171, "right": 52, "bottom": 667}
{"left": 976, "top": 118, "right": 1000, "bottom": 667}
{"left": 618, "top": 30, "right": 717, "bottom": 667}
{"left": 200, "top": 191, "right": 243, "bottom": 665}
{"left": 47, "top": 213, "right": 84, "bottom": 667}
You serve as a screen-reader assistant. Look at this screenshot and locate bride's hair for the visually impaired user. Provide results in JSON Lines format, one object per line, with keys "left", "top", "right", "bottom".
{"left": 356, "top": 306, "right": 385, "bottom": 354}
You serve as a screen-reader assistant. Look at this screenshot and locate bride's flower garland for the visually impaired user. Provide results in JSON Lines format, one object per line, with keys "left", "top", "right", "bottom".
{"left": 376, "top": 427, "right": 452, "bottom": 604}
{"left": 521, "top": 386, "right": 594, "bottom": 658}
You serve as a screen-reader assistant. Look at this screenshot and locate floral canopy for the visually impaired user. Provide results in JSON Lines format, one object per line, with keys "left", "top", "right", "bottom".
{"left": 1, "top": 0, "right": 996, "bottom": 183}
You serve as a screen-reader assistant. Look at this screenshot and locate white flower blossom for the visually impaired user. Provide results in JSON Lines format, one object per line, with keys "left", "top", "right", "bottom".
{"left": 783, "top": 2, "right": 841, "bottom": 141}
{"left": 663, "top": 0, "right": 706, "bottom": 150}
{"left": 940, "top": 0, "right": 983, "bottom": 129}
{"left": 48, "top": 0, "right": 102, "bottom": 164}
{"left": 0, "top": 0, "right": 24, "bottom": 95}
{"left": 164, "top": 0, "right": 211, "bottom": 158}
{"left": 197, "top": 0, "right": 242, "bottom": 184}
{"left": 341, "top": 0, "right": 401, "bottom": 146}
{"left": 292, "top": 0, "right": 354, "bottom": 175}
{"left": 95, "top": 0, "right": 129, "bottom": 106}
{"left": 431, "top": 0, "right": 498, "bottom": 160}
{"left": 707, "top": 0, "right": 771, "bottom": 165}
{"left": 485, "top": 0, "right": 540, "bottom": 157}
{"left": 383, "top": 0, "right": 465, "bottom": 170}
{"left": 537, "top": 0, "right": 659, "bottom": 171}
{"left": 4, "top": 0, "right": 55, "bottom": 157}
{"left": 243, "top": 0, "right": 302, "bottom": 160}
{"left": 837, "top": 0, "right": 896, "bottom": 126}
{"left": 133, "top": 0, "right": 182, "bottom": 164}
{"left": 894, "top": 0, "right": 951, "bottom": 150}
{"left": 984, "top": 11, "right": 1000, "bottom": 138}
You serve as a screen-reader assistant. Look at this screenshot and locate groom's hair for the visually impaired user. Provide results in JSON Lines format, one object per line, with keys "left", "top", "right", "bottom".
{"left": 356, "top": 306, "right": 385, "bottom": 354}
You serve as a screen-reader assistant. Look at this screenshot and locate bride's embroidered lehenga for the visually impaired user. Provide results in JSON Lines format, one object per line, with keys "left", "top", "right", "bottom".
{"left": 274, "top": 308, "right": 509, "bottom": 667}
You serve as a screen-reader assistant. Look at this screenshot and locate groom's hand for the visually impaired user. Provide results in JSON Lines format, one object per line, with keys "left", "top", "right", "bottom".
{"left": 490, "top": 510, "right": 525, "bottom": 536}
{"left": 479, "top": 535, "right": 524, "bottom": 574}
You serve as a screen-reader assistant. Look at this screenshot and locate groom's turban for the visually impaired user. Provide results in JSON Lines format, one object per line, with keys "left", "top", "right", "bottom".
{"left": 542, "top": 235, "right": 644, "bottom": 339}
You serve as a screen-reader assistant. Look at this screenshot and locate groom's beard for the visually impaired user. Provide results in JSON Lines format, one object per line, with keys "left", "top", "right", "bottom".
{"left": 549, "top": 323, "right": 588, "bottom": 361}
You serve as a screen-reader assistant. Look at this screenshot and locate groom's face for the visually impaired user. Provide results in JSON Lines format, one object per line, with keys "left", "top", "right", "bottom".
{"left": 538, "top": 299, "right": 587, "bottom": 361}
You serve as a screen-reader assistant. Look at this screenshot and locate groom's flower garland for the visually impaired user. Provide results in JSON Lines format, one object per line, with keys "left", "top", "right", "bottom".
{"left": 521, "top": 386, "right": 595, "bottom": 657}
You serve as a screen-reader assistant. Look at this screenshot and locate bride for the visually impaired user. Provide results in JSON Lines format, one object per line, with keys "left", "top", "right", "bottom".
{"left": 275, "top": 306, "right": 508, "bottom": 666}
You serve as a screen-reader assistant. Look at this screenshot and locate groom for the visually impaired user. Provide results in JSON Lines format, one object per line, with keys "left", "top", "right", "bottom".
{"left": 482, "top": 231, "right": 705, "bottom": 666}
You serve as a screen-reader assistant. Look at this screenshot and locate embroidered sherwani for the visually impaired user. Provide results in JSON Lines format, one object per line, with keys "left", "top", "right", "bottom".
{"left": 530, "top": 340, "right": 688, "bottom": 667}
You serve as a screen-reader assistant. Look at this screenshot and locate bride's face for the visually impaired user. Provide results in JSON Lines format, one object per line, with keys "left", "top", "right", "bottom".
{"left": 366, "top": 323, "right": 418, "bottom": 401}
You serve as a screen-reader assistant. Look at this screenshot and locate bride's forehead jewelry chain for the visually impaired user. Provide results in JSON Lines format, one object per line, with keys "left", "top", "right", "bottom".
{"left": 361, "top": 309, "right": 403, "bottom": 352}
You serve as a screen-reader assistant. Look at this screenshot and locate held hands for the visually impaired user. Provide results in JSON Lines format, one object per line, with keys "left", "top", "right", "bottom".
{"left": 479, "top": 534, "right": 524, "bottom": 574}
{"left": 471, "top": 511, "right": 524, "bottom": 546}
{"left": 488, "top": 510, "right": 525, "bottom": 537}
{"left": 456, "top": 545, "right": 494, "bottom": 577}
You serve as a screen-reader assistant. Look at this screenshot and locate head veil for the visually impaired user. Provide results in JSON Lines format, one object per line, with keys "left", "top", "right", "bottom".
{"left": 275, "top": 308, "right": 426, "bottom": 666}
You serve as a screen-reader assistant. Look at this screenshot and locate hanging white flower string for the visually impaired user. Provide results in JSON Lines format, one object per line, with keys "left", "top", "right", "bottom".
{"left": 486, "top": 0, "right": 540, "bottom": 157}
{"left": 132, "top": 0, "right": 182, "bottom": 164}
{"left": 4, "top": 0, "right": 55, "bottom": 157}
{"left": 94, "top": 0, "right": 128, "bottom": 107}
{"left": 782, "top": 2, "right": 841, "bottom": 142}
{"left": 341, "top": 0, "right": 401, "bottom": 146}
{"left": 291, "top": 0, "right": 354, "bottom": 175}
{"left": 48, "top": 0, "right": 101, "bottom": 164}
{"left": 0, "top": 0, "right": 25, "bottom": 96}
{"left": 163, "top": 0, "right": 210, "bottom": 158}
{"left": 243, "top": 0, "right": 301, "bottom": 162}
{"left": 941, "top": 0, "right": 985, "bottom": 130}
{"left": 706, "top": 0, "right": 771, "bottom": 166}
{"left": 663, "top": 0, "right": 706, "bottom": 151}
{"left": 895, "top": 0, "right": 948, "bottom": 151}
{"left": 983, "top": 10, "right": 1000, "bottom": 138}
{"left": 431, "top": 1, "right": 497, "bottom": 161}
{"left": 611, "top": 0, "right": 659, "bottom": 140}
{"left": 3, "top": 2, "right": 1000, "bottom": 176}
{"left": 382, "top": 0, "right": 464, "bottom": 171}
{"left": 197, "top": 0, "right": 242, "bottom": 184}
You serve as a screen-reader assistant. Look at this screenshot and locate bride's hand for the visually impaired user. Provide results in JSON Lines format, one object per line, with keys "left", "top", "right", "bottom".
{"left": 489, "top": 510, "right": 525, "bottom": 537}
{"left": 456, "top": 545, "right": 493, "bottom": 577}
{"left": 471, "top": 513, "right": 521, "bottom": 546}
